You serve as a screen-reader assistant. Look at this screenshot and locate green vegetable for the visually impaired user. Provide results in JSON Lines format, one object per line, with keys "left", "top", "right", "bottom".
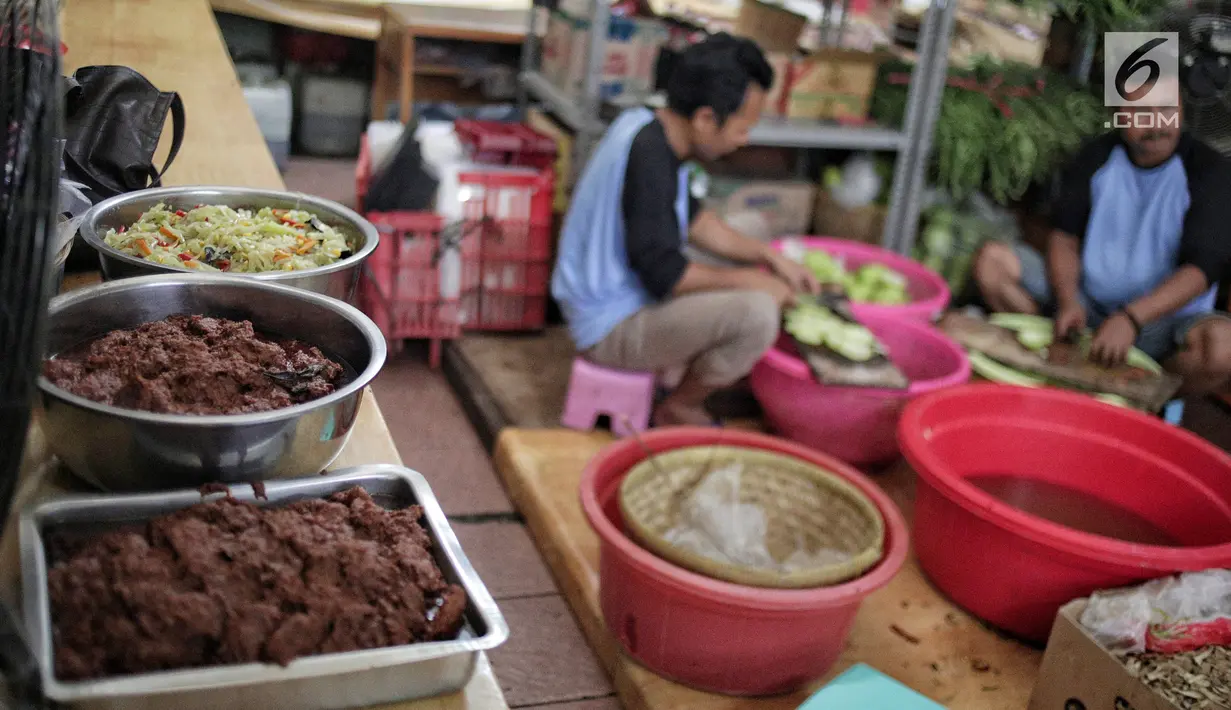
{"left": 800, "top": 249, "right": 911, "bottom": 306}
{"left": 785, "top": 302, "right": 881, "bottom": 362}
{"left": 1049, "top": 0, "right": 1170, "bottom": 33}
{"left": 802, "top": 250, "right": 847, "bottom": 283}
{"left": 968, "top": 351, "right": 1046, "bottom": 387}
{"left": 1016, "top": 328, "right": 1051, "bottom": 351}
{"left": 920, "top": 208, "right": 955, "bottom": 273}
{"left": 871, "top": 57, "right": 1109, "bottom": 205}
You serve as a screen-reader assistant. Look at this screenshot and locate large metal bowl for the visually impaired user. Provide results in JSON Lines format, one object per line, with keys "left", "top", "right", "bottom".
{"left": 37, "top": 274, "right": 388, "bottom": 491}
{"left": 78, "top": 186, "right": 379, "bottom": 302}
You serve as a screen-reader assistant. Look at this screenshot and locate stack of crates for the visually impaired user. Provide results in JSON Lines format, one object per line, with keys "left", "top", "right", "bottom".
{"left": 354, "top": 121, "right": 555, "bottom": 367}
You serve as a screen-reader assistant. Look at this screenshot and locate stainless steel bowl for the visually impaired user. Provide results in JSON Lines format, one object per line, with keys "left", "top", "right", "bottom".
{"left": 37, "top": 274, "right": 388, "bottom": 491}
{"left": 78, "top": 186, "right": 380, "bottom": 302}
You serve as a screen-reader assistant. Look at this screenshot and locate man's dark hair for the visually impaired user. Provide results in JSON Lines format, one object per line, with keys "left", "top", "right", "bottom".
{"left": 665, "top": 33, "right": 773, "bottom": 123}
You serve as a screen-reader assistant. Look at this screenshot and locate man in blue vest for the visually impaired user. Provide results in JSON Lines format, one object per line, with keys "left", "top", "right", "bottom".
{"left": 551, "top": 34, "right": 819, "bottom": 426}
{"left": 973, "top": 89, "right": 1231, "bottom": 393}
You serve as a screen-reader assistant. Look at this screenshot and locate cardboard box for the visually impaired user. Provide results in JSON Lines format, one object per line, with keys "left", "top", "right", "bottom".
{"left": 559, "top": 13, "right": 666, "bottom": 101}
{"left": 541, "top": 10, "right": 575, "bottom": 87}
{"left": 735, "top": 0, "right": 807, "bottom": 53}
{"left": 1029, "top": 599, "right": 1181, "bottom": 710}
{"left": 706, "top": 177, "right": 816, "bottom": 237}
{"left": 786, "top": 49, "right": 886, "bottom": 122}
{"left": 763, "top": 52, "right": 792, "bottom": 117}
{"left": 814, "top": 188, "right": 887, "bottom": 245}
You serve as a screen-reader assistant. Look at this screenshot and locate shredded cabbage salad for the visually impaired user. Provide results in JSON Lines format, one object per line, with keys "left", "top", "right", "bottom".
{"left": 102, "top": 203, "right": 352, "bottom": 273}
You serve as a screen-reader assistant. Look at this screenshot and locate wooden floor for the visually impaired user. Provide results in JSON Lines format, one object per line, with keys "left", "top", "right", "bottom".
{"left": 491, "top": 428, "right": 1043, "bottom": 710}
{"left": 451, "top": 328, "right": 576, "bottom": 430}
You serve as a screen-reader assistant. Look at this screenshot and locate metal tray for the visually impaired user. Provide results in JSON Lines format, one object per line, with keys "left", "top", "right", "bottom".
{"left": 19, "top": 465, "right": 509, "bottom": 710}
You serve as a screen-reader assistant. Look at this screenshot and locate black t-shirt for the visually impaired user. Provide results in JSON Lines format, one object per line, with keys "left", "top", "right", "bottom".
{"left": 621, "top": 119, "right": 702, "bottom": 300}
{"left": 1052, "top": 131, "right": 1231, "bottom": 290}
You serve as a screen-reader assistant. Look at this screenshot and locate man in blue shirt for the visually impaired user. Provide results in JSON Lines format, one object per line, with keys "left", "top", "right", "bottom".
{"left": 973, "top": 96, "right": 1231, "bottom": 393}
{"left": 551, "top": 34, "right": 818, "bottom": 426}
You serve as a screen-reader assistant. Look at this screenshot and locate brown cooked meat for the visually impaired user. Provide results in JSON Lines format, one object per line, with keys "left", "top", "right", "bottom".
{"left": 43, "top": 315, "right": 344, "bottom": 415}
{"left": 47, "top": 487, "right": 467, "bottom": 680}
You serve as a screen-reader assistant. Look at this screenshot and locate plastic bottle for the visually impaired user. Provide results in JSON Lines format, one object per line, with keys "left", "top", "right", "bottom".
{"left": 439, "top": 240, "right": 462, "bottom": 300}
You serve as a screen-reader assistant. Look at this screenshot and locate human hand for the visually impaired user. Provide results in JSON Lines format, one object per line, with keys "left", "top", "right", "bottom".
{"left": 1053, "top": 299, "right": 1087, "bottom": 341}
{"left": 744, "top": 268, "right": 795, "bottom": 308}
{"left": 766, "top": 252, "right": 821, "bottom": 296}
{"left": 1090, "top": 312, "right": 1137, "bottom": 367}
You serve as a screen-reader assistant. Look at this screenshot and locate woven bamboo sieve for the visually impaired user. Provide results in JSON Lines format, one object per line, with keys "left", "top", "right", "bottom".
{"left": 618, "top": 446, "right": 886, "bottom": 589}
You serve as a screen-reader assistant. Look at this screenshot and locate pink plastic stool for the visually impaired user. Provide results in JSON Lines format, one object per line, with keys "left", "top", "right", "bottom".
{"left": 561, "top": 358, "right": 656, "bottom": 437}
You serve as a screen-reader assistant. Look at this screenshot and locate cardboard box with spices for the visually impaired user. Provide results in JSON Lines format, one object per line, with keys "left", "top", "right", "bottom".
{"left": 1030, "top": 599, "right": 1219, "bottom": 710}
{"left": 787, "top": 49, "right": 887, "bottom": 122}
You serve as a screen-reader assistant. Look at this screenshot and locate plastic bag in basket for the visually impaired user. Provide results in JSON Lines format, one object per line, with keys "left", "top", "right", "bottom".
{"left": 1080, "top": 569, "right": 1231, "bottom": 654}
{"left": 662, "top": 463, "right": 851, "bottom": 573}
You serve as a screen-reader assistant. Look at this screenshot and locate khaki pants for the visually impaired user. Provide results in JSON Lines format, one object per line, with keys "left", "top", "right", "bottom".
{"left": 584, "top": 290, "right": 780, "bottom": 387}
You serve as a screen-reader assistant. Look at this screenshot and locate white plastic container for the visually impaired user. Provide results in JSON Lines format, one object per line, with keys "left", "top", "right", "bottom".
{"left": 366, "top": 120, "right": 406, "bottom": 175}
{"left": 243, "top": 79, "right": 293, "bottom": 171}
{"left": 298, "top": 74, "right": 369, "bottom": 157}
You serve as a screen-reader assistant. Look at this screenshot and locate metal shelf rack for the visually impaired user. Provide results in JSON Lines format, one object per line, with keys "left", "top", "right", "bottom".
{"left": 516, "top": 0, "right": 959, "bottom": 255}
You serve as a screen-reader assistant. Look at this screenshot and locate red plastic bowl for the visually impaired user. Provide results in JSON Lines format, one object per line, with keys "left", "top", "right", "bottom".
{"left": 750, "top": 312, "right": 970, "bottom": 465}
{"left": 899, "top": 384, "right": 1231, "bottom": 643}
{"left": 773, "top": 236, "right": 951, "bottom": 322}
{"left": 579, "top": 427, "right": 909, "bottom": 695}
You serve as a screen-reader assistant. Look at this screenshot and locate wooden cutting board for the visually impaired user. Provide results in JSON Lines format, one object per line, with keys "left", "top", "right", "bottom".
{"left": 939, "top": 312, "right": 1182, "bottom": 412}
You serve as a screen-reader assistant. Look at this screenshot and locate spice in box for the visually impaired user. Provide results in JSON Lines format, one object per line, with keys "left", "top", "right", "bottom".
{"left": 1031, "top": 571, "right": 1231, "bottom": 710}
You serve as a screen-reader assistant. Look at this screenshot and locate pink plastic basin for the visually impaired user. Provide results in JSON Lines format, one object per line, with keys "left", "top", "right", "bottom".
{"left": 750, "top": 312, "right": 971, "bottom": 465}
{"left": 579, "top": 427, "right": 909, "bottom": 696}
{"left": 899, "top": 384, "right": 1231, "bottom": 643}
{"left": 774, "top": 236, "right": 951, "bottom": 322}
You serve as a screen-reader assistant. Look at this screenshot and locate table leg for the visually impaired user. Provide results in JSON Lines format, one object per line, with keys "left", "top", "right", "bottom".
{"left": 399, "top": 32, "right": 416, "bottom": 124}
{"left": 371, "top": 41, "right": 389, "bottom": 120}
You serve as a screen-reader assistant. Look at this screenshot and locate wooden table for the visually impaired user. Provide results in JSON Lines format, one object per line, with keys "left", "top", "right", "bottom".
{"left": 0, "top": 2, "right": 509, "bottom": 707}
{"left": 372, "top": 2, "right": 527, "bottom": 123}
{"left": 211, "top": 0, "right": 384, "bottom": 40}
{"left": 493, "top": 428, "right": 1044, "bottom": 710}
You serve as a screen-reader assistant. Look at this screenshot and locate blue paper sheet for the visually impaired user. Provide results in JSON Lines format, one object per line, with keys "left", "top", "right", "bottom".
{"left": 797, "top": 664, "right": 946, "bottom": 709}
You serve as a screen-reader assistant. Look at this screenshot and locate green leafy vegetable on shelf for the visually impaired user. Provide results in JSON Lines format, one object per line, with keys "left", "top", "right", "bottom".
{"left": 871, "top": 57, "right": 1108, "bottom": 204}
{"left": 801, "top": 250, "right": 910, "bottom": 305}
{"left": 1052, "top": 0, "right": 1171, "bottom": 33}
{"left": 785, "top": 301, "right": 881, "bottom": 363}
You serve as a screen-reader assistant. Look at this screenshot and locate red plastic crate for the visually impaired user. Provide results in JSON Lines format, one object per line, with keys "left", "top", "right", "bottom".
{"left": 454, "top": 167, "right": 554, "bottom": 331}
{"left": 359, "top": 211, "right": 483, "bottom": 367}
{"left": 356, "top": 132, "right": 555, "bottom": 336}
{"left": 454, "top": 120, "right": 558, "bottom": 171}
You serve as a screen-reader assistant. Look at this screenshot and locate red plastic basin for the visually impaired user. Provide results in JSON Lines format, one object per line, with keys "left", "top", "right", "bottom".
{"left": 579, "top": 427, "right": 909, "bottom": 695}
{"left": 750, "top": 312, "right": 970, "bottom": 465}
{"left": 899, "top": 384, "right": 1231, "bottom": 643}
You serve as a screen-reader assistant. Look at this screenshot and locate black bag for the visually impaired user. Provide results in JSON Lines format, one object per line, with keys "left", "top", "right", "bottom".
{"left": 364, "top": 121, "right": 437, "bottom": 213}
{"left": 62, "top": 65, "right": 185, "bottom": 202}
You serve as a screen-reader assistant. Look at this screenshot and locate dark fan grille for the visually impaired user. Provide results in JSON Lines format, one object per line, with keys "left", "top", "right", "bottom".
{"left": 0, "top": 0, "right": 61, "bottom": 705}
{"left": 1163, "top": 0, "right": 1231, "bottom": 154}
